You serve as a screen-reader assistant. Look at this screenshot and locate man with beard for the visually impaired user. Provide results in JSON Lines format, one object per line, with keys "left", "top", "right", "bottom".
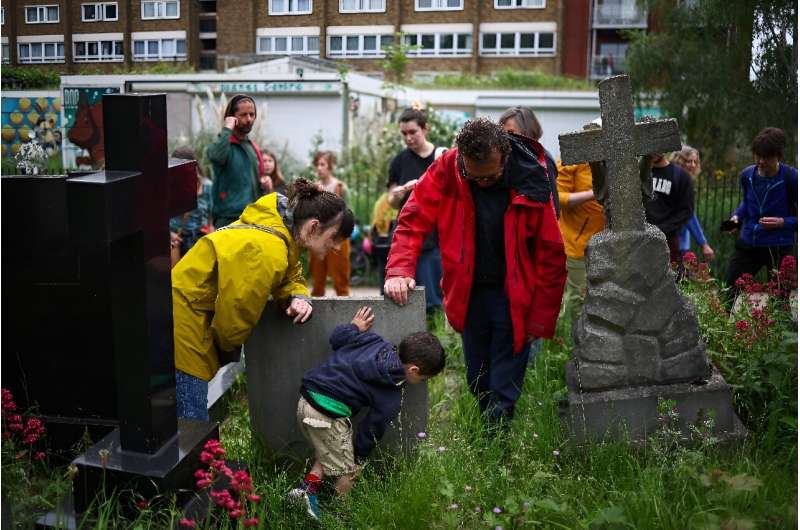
{"left": 384, "top": 118, "right": 566, "bottom": 433}
{"left": 208, "top": 94, "right": 264, "bottom": 228}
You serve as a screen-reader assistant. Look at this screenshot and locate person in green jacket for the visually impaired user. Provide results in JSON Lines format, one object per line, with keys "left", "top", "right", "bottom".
{"left": 208, "top": 94, "right": 264, "bottom": 228}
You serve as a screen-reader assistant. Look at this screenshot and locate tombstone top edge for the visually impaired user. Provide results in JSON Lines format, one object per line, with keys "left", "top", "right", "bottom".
{"left": 68, "top": 170, "right": 142, "bottom": 184}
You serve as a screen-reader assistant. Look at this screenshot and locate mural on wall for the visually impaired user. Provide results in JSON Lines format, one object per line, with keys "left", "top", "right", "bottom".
{"left": 62, "top": 86, "right": 120, "bottom": 169}
{"left": 1, "top": 96, "right": 62, "bottom": 160}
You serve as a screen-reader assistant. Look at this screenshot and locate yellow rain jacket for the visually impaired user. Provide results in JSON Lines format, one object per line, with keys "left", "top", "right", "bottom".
{"left": 172, "top": 193, "right": 308, "bottom": 381}
{"left": 556, "top": 160, "right": 606, "bottom": 259}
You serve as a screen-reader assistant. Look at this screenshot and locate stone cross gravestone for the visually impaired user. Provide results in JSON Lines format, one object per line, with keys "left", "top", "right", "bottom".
{"left": 557, "top": 75, "right": 743, "bottom": 443}
{"left": 245, "top": 289, "right": 428, "bottom": 459}
{"left": 1, "top": 94, "right": 220, "bottom": 526}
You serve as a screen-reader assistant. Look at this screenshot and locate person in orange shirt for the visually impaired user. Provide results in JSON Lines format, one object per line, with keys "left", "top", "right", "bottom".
{"left": 556, "top": 161, "right": 606, "bottom": 310}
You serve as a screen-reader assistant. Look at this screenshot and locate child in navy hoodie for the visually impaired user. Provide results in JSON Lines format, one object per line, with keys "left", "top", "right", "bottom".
{"left": 289, "top": 306, "right": 445, "bottom": 519}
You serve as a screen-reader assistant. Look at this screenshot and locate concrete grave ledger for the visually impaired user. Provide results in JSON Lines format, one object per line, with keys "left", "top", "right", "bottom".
{"left": 246, "top": 288, "right": 428, "bottom": 458}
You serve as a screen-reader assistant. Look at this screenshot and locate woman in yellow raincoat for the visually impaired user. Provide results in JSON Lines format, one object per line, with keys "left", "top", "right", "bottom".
{"left": 172, "top": 178, "right": 354, "bottom": 421}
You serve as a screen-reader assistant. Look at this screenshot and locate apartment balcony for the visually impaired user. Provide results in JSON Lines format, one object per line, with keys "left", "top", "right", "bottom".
{"left": 593, "top": 2, "right": 648, "bottom": 28}
{"left": 589, "top": 54, "right": 627, "bottom": 80}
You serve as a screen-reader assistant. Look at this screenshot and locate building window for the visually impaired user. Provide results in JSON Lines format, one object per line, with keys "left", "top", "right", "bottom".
{"left": 18, "top": 41, "right": 65, "bottom": 63}
{"left": 133, "top": 38, "right": 187, "bottom": 60}
{"left": 415, "top": 0, "right": 462, "bottom": 11}
{"left": 1, "top": 7, "right": 5, "bottom": 25}
{"left": 2, "top": 44, "right": 9, "bottom": 63}
{"left": 141, "top": 0, "right": 180, "bottom": 20}
{"left": 340, "top": 0, "right": 384, "bottom": 13}
{"left": 328, "top": 34, "right": 393, "bottom": 57}
{"left": 480, "top": 31, "right": 555, "bottom": 56}
{"left": 24, "top": 5, "right": 60, "bottom": 24}
{"left": 74, "top": 40, "right": 124, "bottom": 62}
{"left": 494, "top": 0, "right": 545, "bottom": 8}
{"left": 82, "top": 2, "right": 119, "bottom": 22}
{"left": 403, "top": 32, "right": 471, "bottom": 57}
{"left": 269, "top": 0, "right": 312, "bottom": 15}
{"left": 258, "top": 35, "right": 319, "bottom": 55}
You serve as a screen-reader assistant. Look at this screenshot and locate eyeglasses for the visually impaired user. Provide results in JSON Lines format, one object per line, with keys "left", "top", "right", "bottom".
{"left": 457, "top": 154, "right": 505, "bottom": 184}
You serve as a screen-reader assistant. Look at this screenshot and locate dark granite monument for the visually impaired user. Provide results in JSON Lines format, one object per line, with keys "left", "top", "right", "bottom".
{"left": 2, "top": 94, "right": 217, "bottom": 526}
{"left": 558, "top": 75, "right": 744, "bottom": 444}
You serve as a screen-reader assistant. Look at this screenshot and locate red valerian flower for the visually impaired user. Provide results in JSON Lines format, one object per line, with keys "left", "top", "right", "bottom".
{"left": 243, "top": 518, "right": 260, "bottom": 527}
{"left": 179, "top": 518, "right": 196, "bottom": 528}
{"left": 34, "top": 451, "right": 46, "bottom": 461}
{"left": 735, "top": 320, "right": 749, "bottom": 331}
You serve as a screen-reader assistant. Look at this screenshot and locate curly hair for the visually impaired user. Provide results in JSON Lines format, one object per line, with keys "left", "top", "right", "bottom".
{"left": 455, "top": 118, "right": 511, "bottom": 162}
{"left": 398, "top": 331, "right": 446, "bottom": 376}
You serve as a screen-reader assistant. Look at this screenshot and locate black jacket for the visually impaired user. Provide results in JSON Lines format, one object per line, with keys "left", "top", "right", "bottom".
{"left": 301, "top": 324, "right": 406, "bottom": 460}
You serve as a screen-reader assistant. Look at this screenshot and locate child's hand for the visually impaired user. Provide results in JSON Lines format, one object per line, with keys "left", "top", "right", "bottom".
{"left": 351, "top": 306, "right": 374, "bottom": 332}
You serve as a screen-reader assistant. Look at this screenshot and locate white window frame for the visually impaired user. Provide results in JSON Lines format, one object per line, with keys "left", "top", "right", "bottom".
{"left": 24, "top": 5, "right": 60, "bottom": 24}
{"left": 2, "top": 44, "right": 9, "bottom": 64}
{"left": 339, "top": 0, "right": 385, "bottom": 13}
{"left": 494, "top": 0, "right": 545, "bottom": 8}
{"left": 327, "top": 33, "right": 394, "bottom": 58}
{"left": 403, "top": 32, "right": 471, "bottom": 57}
{"left": 415, "top": 0, "right": 463, "bottom": 11}
{"left": 141, "top": 0, "right": 180, "bottom": 20}
{"left": 479, "top": 31, "right": 555, "bottom": 57}
{"left": 132, "top": 38, "right": 187, "bottom": 61}
{"left": 257, "top": 34, "right": 319, "bottom": 55}
{"left": 17, "top": 41, "right": 65, "bottom": 63}
{"left": 1, "top": 7, "right": 5, "bottom": 25}
{"left": 268, "top": 0, "right": 312, "bottom": 16}
{"left": 73, "top": 40, "right": 124, "bottom": 62}
{"left": 81, "top": 3, "right": 119, "bottom": 22}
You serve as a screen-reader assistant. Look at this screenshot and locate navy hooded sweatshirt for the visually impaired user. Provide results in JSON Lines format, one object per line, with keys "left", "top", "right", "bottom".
{"left": 301, "top": 324, "right": 406, "bottom": 461}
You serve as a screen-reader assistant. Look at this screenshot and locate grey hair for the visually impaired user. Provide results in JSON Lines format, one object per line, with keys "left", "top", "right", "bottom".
{"left": 670, "top": 145, "right": 699, "bottom": 165}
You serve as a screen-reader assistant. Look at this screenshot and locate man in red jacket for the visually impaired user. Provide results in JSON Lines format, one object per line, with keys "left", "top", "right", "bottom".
{"left": 384, "top": 118, "right": 566, "bottom": 430}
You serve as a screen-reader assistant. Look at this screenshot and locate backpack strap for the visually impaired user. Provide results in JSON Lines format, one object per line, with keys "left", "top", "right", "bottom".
{"left": 215, "top": 223, "right": 290, "bottom": 249}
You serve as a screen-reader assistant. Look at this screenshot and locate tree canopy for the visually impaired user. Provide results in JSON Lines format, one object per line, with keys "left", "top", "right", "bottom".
{"left": 626, "top": 0, "right": 797, "bottom": 166}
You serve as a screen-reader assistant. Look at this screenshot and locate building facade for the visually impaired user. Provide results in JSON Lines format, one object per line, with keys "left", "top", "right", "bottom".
{"left": 0, "top": 0, "right": 646, "bottom": 79}
{"left": 2, "top": 0, "right": 565, "bottom": 76}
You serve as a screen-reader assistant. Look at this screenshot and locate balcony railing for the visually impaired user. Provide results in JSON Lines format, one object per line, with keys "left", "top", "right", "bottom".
{"left": 593, "top": 3, "right": 647, "bottom": 27}
{"left": 589, "top": 54, "right": 627, "bottom": 79}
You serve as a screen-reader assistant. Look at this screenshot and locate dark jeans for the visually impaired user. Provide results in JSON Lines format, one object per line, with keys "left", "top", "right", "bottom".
{"left": 416, "top": 247, "right": 443, "bottom": 312}
{"left": 664, "top": 230, "right": 684, "bottom": 281}
{"left": 462, "top": 284, "right": 532, "bottom": 429}
{"left": 176, "top": 370, "right": 209, "bottom": 421}
{"left": 723, "top": 240, "right": 793, "bottom": 302}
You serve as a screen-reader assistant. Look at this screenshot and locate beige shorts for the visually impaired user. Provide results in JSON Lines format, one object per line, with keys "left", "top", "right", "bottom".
{"left": 296, "top": 396, "right": 357, "bottom": 477}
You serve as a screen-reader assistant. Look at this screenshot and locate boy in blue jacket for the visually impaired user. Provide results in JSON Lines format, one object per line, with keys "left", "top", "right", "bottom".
{"left": 289, "top": 306, "right": 445, "bottom": 519}
{"left": 724, "top": 127, "right": 797, "bottom": 300}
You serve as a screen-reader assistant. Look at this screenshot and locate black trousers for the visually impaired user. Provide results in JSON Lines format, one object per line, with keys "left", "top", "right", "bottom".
{"left": 723, "top": 240, "right": 793, "bottom": 300}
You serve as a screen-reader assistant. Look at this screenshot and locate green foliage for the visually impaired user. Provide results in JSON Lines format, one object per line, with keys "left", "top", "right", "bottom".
{"left": 626, "top": 0, "right": 798, "bottom": 166}
{"left": 381, "top": 33, "right": 416, "bottom": 85}
{"left": 1, "top": 154, "right": 63, "bottom": 176}
{"left": 414, "top": 68, "right": 596, "bottom": 90}
{"left": 1, "top": 66, "right": 61, "bottom": 89}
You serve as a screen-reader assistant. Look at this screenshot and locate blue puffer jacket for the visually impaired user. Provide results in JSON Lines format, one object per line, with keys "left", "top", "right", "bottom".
{"left": 301, "top": 324, "right": 406, "bottom": 460}
{"left": 733, "top": 163, "right": 798, "bottom": 247}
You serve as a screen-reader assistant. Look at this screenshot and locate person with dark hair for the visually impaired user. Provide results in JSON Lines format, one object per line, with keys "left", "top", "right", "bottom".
{"left": 386, "top": 107, "right": 447, "bottom": 310}
{"left": 208, "top": 94, "right": 264, "bottom": 228}
{"left": 169, "top": 145, "right": 214, "bottom": 267}
{"left": 384, "top": 117, "right": 566, "bottom": 432}
{"left": 289, "top": 306, "right": 445, "bottom": 519}
{"left": 724, "top": 127, "right": 797, "bottom": 297}
{"left": 309, "top": 150, "right": 351, "bottom": 296}
{"left": 172, "top": 178, "right": 355, "bottom": 421}
{"left": 259, "top": 149, "right": 288, "bottom": 195}
{"left": 643, "top": 152, "right": 695, "bottom": 280}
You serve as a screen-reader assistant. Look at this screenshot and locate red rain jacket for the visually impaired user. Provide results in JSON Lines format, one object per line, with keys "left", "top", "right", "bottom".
{"left": 386, "top": 147, "right": 566, "bottom": 352}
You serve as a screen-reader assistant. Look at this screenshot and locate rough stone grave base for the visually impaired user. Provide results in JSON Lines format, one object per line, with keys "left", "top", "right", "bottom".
{"left": 561, "top": 364, "right": 746, "bottom": 445}
{"left": 245, "top": 288, "right": 427, "bottom": 459}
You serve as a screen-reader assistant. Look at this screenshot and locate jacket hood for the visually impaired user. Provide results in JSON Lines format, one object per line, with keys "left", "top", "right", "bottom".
{"left": 354, "top": 341, "right": 406, "bottom": 387}
{"left": 503, "top": 133, "right": 553, "bottom": 205}
{"left": 237, "top": 193, "right": 298, "bottom": 259}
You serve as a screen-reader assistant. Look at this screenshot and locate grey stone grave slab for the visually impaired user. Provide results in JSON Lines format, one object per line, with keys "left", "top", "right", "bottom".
{"left": 558, "top": 75, "right": 743, "bottom": 444}
{"left": 245, "top": 288, "right": 427, "bottom": 459}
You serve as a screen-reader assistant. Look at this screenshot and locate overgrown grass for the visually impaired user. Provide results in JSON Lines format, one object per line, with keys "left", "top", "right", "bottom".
{"left": 413, "top": 69, "right": 596, "bottom": 91}
{"left": 3, "top": 285, "right": 797, "bottom": 528}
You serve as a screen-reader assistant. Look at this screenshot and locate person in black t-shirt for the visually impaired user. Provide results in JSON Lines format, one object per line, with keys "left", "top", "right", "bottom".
{"left": 386, "top": 108, "right": 444, "bottom": 312}
{"left": 644, "top": 153, "right": 695, "bottom": 279}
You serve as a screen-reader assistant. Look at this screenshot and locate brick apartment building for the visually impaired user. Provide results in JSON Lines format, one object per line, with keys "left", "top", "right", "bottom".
{"left": 0, "top": 0, "right": 647, "bottom": 79}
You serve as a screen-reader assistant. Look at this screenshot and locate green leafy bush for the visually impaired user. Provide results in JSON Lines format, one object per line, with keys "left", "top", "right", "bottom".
{"left": 415, "top": 68, "right": 595, "bottom": 91}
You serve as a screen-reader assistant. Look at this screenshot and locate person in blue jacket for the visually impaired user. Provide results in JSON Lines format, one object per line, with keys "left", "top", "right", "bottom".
{"left": 724, "top": 127, "right": 797, "bottom": 297}
{"left": 671, "top": 146, "right": 715, "bottom": 262}
{"left": 289, "top": 306, "right": 445, "bottom": 519}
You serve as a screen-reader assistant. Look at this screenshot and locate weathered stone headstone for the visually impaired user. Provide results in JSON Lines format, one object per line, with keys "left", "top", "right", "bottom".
{"left": 558, "top": 75, "right": 743, "bottom": 443}
{"left": 2, "top": 94, "right": 218, "bottom": 526}
{"left": 245, "top": 289, "right": 428, "bottom": 458}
